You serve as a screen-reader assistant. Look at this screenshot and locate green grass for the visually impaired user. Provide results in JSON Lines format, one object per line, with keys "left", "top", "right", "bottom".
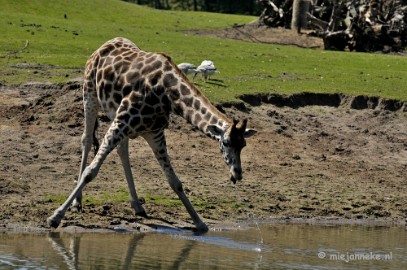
{"left": 1, "top": 0, "right": 406, "bottom": 102}
{"left": 144, "top": 194, "right": 183, "bottom": 207}
{"left": 44, "top": 194, "right": 68, "bottom": 205}
{"left": 43, "top": 192, "right": 127, "bottom": 206}
{"left": 44, "top": 190, "right": 208, "bottom": 209}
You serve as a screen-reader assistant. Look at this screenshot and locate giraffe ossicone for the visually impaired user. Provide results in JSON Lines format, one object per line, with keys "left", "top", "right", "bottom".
{"left": 47, "top": 37, "right": 257, "bottom": 231}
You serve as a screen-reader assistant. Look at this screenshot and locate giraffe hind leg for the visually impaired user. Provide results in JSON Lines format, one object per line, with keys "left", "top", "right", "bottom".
{"left": 71, "top": 88, "right": 100, "bottom": 212}
{"left": 116, "top": 138, "right": 147, "bottom": 217}
{"left": 92, "top": 118, "right": 100, "bottom": 155}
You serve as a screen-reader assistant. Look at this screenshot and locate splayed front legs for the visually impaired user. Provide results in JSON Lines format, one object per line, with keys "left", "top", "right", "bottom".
{"left": 48, "top": 121, "right": 207, "bottom": 231}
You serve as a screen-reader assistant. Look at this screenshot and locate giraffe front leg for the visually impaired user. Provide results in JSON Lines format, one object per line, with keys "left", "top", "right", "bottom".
{"left": 170, "top": 176, "right": 208, "bottom": 232}
{"left": 47, "top": 165, "right": 98, "bottom": 228}
{"left": 143, "top": 132, "right": 208, "bottom": 232}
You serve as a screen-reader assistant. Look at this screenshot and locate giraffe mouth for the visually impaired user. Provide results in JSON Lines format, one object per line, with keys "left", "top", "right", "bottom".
{"left": 230, "top": 165, "right": 243, "bottom": 184}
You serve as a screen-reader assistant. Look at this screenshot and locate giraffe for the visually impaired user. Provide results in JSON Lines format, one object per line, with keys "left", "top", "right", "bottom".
{"left": 47, "top": 37, "right": 257, "bottom": 231}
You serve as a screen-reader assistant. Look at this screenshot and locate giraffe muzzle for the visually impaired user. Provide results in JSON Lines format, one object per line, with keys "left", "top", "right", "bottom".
{"left": 230, "top": 167, "right": 243, "bottom": 184}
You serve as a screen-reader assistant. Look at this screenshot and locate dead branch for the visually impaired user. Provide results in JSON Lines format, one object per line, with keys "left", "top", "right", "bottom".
{"left": 257, "top": 0, "right": 407, "bottom": 52}
{"left": 307, "top": 12, "right": 328, "bottom": 31}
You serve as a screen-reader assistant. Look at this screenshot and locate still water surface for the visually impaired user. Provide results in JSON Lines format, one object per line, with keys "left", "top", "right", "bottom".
{"left": 1, "top": 223, "right": 406, "bottom": 269}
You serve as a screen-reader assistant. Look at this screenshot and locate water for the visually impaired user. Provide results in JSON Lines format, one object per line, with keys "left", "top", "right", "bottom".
{"left": 1, "top": 223, "right": 406, "bottom": 269}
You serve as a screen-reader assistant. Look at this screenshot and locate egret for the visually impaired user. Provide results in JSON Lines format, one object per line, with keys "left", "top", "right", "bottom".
{"left": 194, "top": 60, "right": 219, "bottom": 81}
{"left": 177, "top": 63, "right": 198, "bottom": 75}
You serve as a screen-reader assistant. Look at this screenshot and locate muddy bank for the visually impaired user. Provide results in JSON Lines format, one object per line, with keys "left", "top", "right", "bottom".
{"left": 238, "top": 92, "right": 407, "bottom": 112}
{"left": 0, "top": 82, "right": 406, "bottom": 233}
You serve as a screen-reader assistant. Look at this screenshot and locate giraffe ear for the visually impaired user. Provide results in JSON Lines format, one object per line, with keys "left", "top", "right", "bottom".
{"left": 244, "top": 129, "right": 257, "bottom": 138}
{"left": 207, "top": 125, "right": 223, "bottom": 137}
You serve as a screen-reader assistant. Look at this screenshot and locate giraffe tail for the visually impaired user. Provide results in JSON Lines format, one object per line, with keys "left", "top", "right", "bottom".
{"left": 92, "top": 118, "right": 100, "bottom": 156}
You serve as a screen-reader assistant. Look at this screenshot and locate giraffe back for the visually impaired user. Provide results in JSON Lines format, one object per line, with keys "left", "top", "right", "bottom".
{"left": 83, "top": 37, "right": 181, "bottom": 135}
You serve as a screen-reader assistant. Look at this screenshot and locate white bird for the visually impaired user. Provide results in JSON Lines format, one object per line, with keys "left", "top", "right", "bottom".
{"left": 194, "top": 60, "right": 219, "bottom": 81}
{"left": 177, "top": 63, "right": 198, "bottom": 75}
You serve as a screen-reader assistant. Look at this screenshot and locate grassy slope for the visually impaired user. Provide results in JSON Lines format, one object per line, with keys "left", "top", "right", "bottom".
{"left": 1, "top": 0, "right": 406, "bottom": 102}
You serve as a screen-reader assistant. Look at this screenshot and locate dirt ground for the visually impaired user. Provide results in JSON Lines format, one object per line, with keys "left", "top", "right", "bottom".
{"left": 185, "top": 23, "right": 324, "bottom": 49}
{"left": 1, "top": 27, "right": 406, "bottom": 232}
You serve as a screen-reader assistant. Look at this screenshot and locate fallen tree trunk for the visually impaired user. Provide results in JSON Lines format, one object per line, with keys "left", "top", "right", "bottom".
{"left": 318, "top": 0, "right": 407, "bottom": 52}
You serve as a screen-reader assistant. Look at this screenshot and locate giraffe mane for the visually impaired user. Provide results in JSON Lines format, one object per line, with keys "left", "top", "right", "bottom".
{"left": 157, "top": 52, "right": 232, "bottom": 126}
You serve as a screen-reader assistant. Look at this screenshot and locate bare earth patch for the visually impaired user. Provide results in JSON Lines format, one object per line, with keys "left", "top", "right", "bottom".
{"left": 185, "top": 23, "right": 324, "bottom": 49}
{"left": 0, "top": 80, "right": 406, "bottom": 232}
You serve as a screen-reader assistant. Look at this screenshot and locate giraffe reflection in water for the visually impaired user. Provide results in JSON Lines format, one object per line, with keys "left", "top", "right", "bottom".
{"left": 47, "top": 229, "right": 199, "bottom": 270}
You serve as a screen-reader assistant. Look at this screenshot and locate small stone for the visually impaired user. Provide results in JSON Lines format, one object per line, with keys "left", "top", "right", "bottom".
{"left": 292, "top": 154, "right": 301, "bottom": 160}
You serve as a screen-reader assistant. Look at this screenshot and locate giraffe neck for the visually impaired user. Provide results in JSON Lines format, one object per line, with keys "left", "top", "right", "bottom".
{"left": 169, "top": 73, "right": 231, "bottom": 140}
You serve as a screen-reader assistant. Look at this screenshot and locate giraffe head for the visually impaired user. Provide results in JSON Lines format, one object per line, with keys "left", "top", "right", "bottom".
{"left": 208, "top": 119, "right": 257, "bottom": 184}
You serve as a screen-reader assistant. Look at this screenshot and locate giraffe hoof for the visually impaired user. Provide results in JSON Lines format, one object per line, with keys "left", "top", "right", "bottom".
{"left": 138, "top": 197, "right": 146, "bottom": 205}
{"left": 70, "top": 204, "right": 82, "bottom": 213}
{"left": 230, "top": 175, "right": 237, "bottom": 184}
{"left": 136, "top": 210, "right": 148, "bottom": 218}
{"left": 194, "top": 222, "right": 209, "bottom": 233}
{"left": 47, "top": 214, "right": 62, "bottom": 228}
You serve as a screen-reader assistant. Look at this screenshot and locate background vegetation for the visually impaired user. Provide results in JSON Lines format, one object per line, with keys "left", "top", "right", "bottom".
{"left": 0, "top": 0, "right": 406, "bottom": 102}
